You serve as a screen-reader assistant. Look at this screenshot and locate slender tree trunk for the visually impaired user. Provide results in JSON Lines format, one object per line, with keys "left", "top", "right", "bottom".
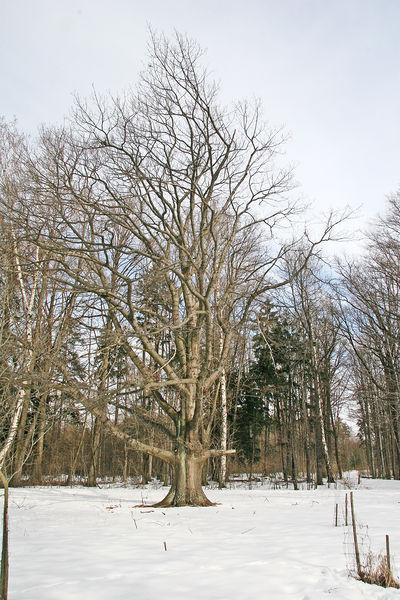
{"left": 147, "top": 454, "right": 153, "bottom": 483}
{"left": 31, "top": 394, "right": 47, "bottom": 483}
{"left": 0, "top": 387, "right": 26, "bottom": 472}
{"left": 300, "top": 373, "right": 312, "bottom": 484}
{"left": 376, "top": 426, "right": 385, "bottom": 479}
{"left": 67, "top": 414, "right": 88, "bottom": 485}
{"left": 8, "top": 237, "right": 39, "bottom": 485}
{"left": 389, "top": 405, "right": 400, "bottom": 479}
{"left": 219, "top": 366, "right": 228, "bottom": 488}
{"left": 311, "top": 339, "right": 335, "bottom": 483}
{"left": 217, "top": 302, "right": 228, "bottom": 489}
{"left": 362, "top": 395, "right": 376, "bottom": 477}
{"left": 10, "top": 409, "right": 39, "bottom": 487}
{"left": 275, "top": 398, "right": 288, "bottom": 481}
{"left": 315, "top": 419, "right": 324, "bottom": 486}
{"left": 122, "top": 443, "right": 129, "bottom": 483}
{"left": 290, "top": 432, "right": 298, "bottom": 490}
{"left": 87, "top": 417, "right": 102, "bottom": 486}
{"left": 10, "top": 393, "right": 31, "bottom": 486}
{"left": 329, "top": 405, "right": 342, "bottom": 479}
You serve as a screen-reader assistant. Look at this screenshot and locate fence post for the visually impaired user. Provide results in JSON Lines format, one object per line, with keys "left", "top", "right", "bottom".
{"left": 0, "top": 470, "right": 9, "bottom": 600}
{"left": 350, "top": 491, "right": 362, "bottom": 579}
{"left": 386, "top": 534, "right": 391, "bottom": 573}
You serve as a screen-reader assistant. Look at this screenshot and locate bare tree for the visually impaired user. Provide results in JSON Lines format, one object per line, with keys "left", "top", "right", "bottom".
{"left": 338, "top": 195, "right": 400, "bottom": 478}
{"left": 280, "top": 255, "right": 342, "bottom": 483}
{"left": 10, "top": 33, "right": 339, "bottom": 505}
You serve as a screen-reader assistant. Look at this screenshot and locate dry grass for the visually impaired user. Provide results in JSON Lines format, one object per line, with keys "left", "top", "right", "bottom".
{"left": 357, "top": 552, "right": 400, "bottom": 589}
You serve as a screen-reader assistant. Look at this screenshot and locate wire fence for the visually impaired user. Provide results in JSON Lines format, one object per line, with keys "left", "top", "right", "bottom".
{"left": 333, "top": 491, "right": 399, "bottom": 589}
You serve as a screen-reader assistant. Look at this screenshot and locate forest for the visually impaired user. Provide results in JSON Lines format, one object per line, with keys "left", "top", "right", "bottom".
{"left": 1, "top": 33, "right": 399, "bottom": 507}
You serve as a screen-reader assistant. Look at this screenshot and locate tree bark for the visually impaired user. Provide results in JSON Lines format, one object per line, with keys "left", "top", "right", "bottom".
{"left": 154, "top": 453, "right": 213, "bottom": 507}
{"left": 311, "top": 340, "right": 335, "bottom": 483}
{"left": 218, "top": 365, "right": 228, "bottom": 488}
{"left": 31, "top": 394, "right": 48, "bottom": 483}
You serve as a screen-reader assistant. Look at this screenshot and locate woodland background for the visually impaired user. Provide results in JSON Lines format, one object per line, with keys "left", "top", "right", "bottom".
{"left": 1, "top": 34, "right": 399, "bottom": 500}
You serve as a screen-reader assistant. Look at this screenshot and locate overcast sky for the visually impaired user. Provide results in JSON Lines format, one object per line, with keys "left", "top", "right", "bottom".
{"left": 2, "top": 0, "right": 400, "bottom": 250}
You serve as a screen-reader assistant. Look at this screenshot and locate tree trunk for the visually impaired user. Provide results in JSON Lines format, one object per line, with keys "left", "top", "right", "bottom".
{"left": 0, "top": 387, "right": 27, "bottom": 473}
{"left": 219, "top": 366, "right": 228, "bottom": 488}
{"left": 329, "top": 404, "right": 342, "bottom": 479}
{"left": 87, "top": 417, "right": 101, "bottom": 486}
{"left": 362, "top": 394, "right": 376, "bottom": 477}
{"left": 122, "top": 443, "right": 128, "bottom": 483}
{"left": 10, "top": 409, "right": 38, "bottom": 487}
{"left": 315, "top": 421, "right": 324, "bottom": 486}
{"left": 9, "top": 393, "right": 31, "bottom": 486}
{"left": 288, "top": 425, "right": 298, "bottom": 490}
{"left": 31, "top": 394, "right": 47, "bottom": 483}
{"left": 154, "top": 453, "right": 213, "bottom": 507}
{"left": 300, "top": 372, "right": 312, "bottom": 484}
{"left": 147, "top": 452, "right": 153, "bottom": 483}
{"left": 311, "top": 342, "right": 335, "bottom": 484}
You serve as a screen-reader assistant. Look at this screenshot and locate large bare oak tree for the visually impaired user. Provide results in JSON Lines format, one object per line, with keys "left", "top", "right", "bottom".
{"left": 11, "top": 34, "right": 337, "bottom": 505}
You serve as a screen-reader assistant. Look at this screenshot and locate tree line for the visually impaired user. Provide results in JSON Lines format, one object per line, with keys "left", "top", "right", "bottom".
{"left": 0, "top": 33, "right": 398, "bottom": 506}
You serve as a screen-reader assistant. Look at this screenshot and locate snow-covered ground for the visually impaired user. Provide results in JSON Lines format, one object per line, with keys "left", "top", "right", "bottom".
{"left": 5, "top": 474, "right": 400, "bottom": 599}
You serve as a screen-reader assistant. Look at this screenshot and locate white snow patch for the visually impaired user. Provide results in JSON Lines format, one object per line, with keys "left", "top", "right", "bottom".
{"left": 4, "top": 476, "right": 400, "bottom": 599}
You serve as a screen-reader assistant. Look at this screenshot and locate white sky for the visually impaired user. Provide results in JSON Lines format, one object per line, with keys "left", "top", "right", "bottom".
{"left": 1, "top": 0, "right": 400, "bottom": 251}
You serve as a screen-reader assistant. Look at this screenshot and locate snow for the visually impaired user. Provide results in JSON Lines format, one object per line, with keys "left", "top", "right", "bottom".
{"left": 5, "top": 474, "right": 400, "bottom": 599}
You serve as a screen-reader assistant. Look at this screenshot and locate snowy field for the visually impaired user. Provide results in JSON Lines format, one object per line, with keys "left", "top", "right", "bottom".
{"left": 5, "top": 474, "right": 400, "bottom": 599}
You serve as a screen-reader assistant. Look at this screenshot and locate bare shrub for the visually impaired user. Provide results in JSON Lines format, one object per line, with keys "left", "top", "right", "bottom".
{"left": 357, "top": 551, "right": 399, "bottom": 589}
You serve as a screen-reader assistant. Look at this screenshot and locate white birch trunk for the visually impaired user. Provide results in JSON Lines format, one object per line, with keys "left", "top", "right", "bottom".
{"left": 219, "top": 322, "right": 228, "bottom": 488}
{"left": 0, "top": 233, "right": 39, "bottom": 471}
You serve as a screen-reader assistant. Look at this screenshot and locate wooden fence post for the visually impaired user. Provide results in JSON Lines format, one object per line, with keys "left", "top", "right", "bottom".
{"left": 350, "top": 491, "right": 362, "bottom": 579}
{"left": 0, "top": 470, "right": 9, "bottom": 600}
{"left": 386, "top": 534, "right": 391, "bottom": 573}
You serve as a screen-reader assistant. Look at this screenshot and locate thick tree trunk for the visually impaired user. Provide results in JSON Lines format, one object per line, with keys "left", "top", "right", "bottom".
{"left": 154, "top": 453, "right": 213, "bottom": 507}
